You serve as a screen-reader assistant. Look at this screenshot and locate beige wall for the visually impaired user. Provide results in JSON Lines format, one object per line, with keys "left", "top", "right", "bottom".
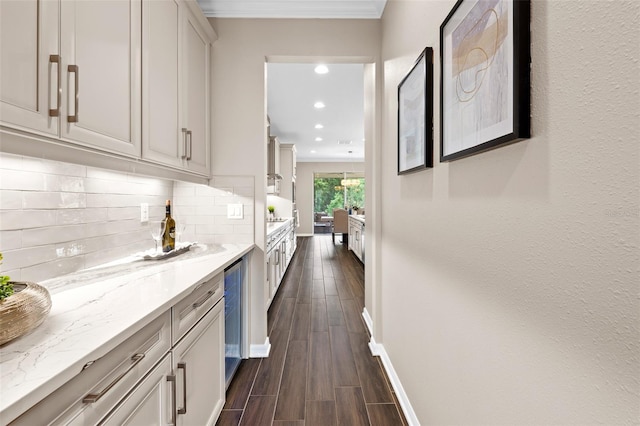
{"left": 208, "top": 17, "right": 381, "bottom": 349}
{"left": 296, "top": 161, "right": 365, "bottom": 235}
{"left": 380, "top": 0, "right": 639, "bottom": 423}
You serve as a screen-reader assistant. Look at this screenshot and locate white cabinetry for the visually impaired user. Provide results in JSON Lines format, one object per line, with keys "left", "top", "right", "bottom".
{"left": 180, "top": 2, "right": 212, "bottom": 175}
{"left": 278, "top": 144, "right": 296, "bottom": 201}
{"left": 266, "top": 220, "right": 296, "bottom": 307}
{"left": 142, "top": 0, "right": 212, "bottom": 175}
{"left": 10, "top": 274, "right": 227, "bottom": 426}
{"left": 1, "top": 0, "right": 214, "bottom": 176}
{"left": 59, "top": 0, "right": 141, "bottom": 156}
{"left": 267, "top": 136, "right": 281, "bottom": 195}
{"left": 10, "top": 312, "right": 172, "bottom": 426}
{"left": 100, "top": 355, "right": 173, "bottom": 425}
{"left": 0, "top": 0, "right": 59, "bottom": 137}
{"left": 348, "top": 216, "right": 365, "bottom": 263}
{"left": 173, "top": 300, "right": 225, "bottom": 426}
{"left": 0, "top": 0, "right": 142, "bottom": 157}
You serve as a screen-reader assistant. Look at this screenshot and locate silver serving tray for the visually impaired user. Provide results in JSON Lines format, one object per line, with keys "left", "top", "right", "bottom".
{"left": 143, "top": 243, "right": 196, "bottom": 261}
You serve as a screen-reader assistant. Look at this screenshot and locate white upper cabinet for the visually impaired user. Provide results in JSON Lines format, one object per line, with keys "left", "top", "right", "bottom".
{"left": 1, "top": 0, "right": 141, "bottom": 157}
{"left": 142, "top": 0, "right": 182, "bottom": 168}
{"left": 0, "top": 0, "right": 59, "bottom": 137}
{"left": 180, "top": 1, "right": 212, "bottom": 175}
{"left": 59, "top": 0, "right": 141, "bottom": 157}
{"left": 142, "top": 0, "right": 212, "bottom": 176}
{"left": 2, "top": 0, "right": 214, "bottom": 176}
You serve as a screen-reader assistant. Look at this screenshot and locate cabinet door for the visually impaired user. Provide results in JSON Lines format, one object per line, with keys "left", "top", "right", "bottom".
{"left": 180, "top": 4, "right": 210, "bottom": 175}
{"left": 0, "top": 0, "right": 59, "bottom": 136}
{"left": 10, "top": 312, "right": 171, "bottom": 426}
{"left": 59, "top": 0, "right": 141, "bottom": 157}
{"left": 100, "top": 355, "right": 173, "bottom": 426}
{"left": 142, "top": 0, "right": 182, "bottom": 168}
{"left": 173, "top": 301, "right": 225, "bottom": 426}
{"left": 348, "top": 222, "right": 354, "bottom": 251}
{"left": 266, "top": 253, "right": 273, "bottom": 308}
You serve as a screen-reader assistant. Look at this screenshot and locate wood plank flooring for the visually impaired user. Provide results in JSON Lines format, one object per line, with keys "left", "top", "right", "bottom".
{"left": 216, "top": 236, "right": 407, "bottom": 426}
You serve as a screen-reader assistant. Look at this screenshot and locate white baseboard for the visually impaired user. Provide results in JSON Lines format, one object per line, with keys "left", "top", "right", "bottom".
{"left": 297, "top": 233, "right": 313, "bottom": 237}
{"left": 362, "top": 307, "right": 373, "bottom": 336}
{"left": 249, "top": 337, "right": 271, "bottom": 358}
{"left": 369, "top": 336, "right": 420, "bottom": 426}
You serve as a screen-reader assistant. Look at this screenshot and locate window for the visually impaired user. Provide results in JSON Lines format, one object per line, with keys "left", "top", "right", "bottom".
{"left": 314, "top": 172, "right": 365, "bottom": 215}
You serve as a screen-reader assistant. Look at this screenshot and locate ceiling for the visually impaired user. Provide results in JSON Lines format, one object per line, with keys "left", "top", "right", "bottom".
{"left": 196, "top": 0, "right": 385, "bottom": 163}
{"left": 267, "top": 63, "right": 365, "bottom": 162}
{"left": 197, "top": 0, "right": 386, "bottom": 19}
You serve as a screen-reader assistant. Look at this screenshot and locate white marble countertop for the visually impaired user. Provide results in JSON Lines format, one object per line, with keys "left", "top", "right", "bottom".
{"left": 349, "top": 214, "right": 366, "bottom": 225}
{"left": 0, "top": 243, "right": 254, "bottom": 424}
{"left": 266, "top": 217, "right": 293, "bottom": 237}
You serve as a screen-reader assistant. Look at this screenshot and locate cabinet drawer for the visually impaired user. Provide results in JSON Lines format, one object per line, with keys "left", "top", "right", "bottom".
{"left": 11, "top": 311, "right": 171, "bottom": 426}
{"left": 172, "top": 273, "right": 223, "bottom": 345}
{"left": 99, "top": 353, "right": 173, "bottom": 426}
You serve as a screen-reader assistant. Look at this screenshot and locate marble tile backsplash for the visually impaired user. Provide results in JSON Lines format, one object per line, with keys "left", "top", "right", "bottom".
{"left": 173, "top": 176, "right": 255, "bottom": 246}
{"left": 0, "top": 153, "right": 255, "bottom": 283}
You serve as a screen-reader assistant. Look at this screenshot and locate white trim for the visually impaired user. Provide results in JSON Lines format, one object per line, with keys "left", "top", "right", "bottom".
{"left": 369, "top": 337, "right": 420, "bottom": 426}
{"left": 297, "top": 233, "right": 313, "bottom": 237}
{"left": 198, "top": 0, "right": 387, "bottom": 19}
{"left": 249, "top": 337, "right": 271, "bottom": 358}
{"left": 362, "top": 308, "right": 373, "bottom": 336}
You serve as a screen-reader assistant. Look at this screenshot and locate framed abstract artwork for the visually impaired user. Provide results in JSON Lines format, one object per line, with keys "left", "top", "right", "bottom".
{"left": 440, "top": 0, "right": 530, "bottom": 162}
{"left": 398, "top": 47, "right": 434, "bottom": 174}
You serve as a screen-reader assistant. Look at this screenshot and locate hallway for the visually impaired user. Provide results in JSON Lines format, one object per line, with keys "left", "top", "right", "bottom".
{"left": 216, "top": 236, "right": 406, "bottom": 425}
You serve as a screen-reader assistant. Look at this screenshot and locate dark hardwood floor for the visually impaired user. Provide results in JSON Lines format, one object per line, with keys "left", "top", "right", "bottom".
{"left": 216, "top": 236, "right": 407, "bottom": 426}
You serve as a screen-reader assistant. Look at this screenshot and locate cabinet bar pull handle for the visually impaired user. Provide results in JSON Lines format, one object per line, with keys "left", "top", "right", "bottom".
{"left": 275, "top": 249, "right": 280, "bottom": 265}
{"left": 177, "top": 362, "right": 187, "bottom": 415}
{"left": 67, "top": 65, "right": 79, "bottom": 123}
{"left": 192, "top": 289, "right": 214, "bottom": 309}
{"left": 82, "top": 353, "right": 145, "bottom": 403}
{"left": 49, "top": 55, "right": 61, "bottom": 117}
{"left": 167, "top": 375, "right": 177, "bottom": 425}
{"left": 186, "top": 130, "right": 193, "bottom": 160}
{"left": 181, "top": 128, "right": 188, "bottom": 159}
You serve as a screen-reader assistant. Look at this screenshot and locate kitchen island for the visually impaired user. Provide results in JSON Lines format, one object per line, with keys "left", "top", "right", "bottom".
{"left": 0, "top": 243, "right": 253, "bottom": 425}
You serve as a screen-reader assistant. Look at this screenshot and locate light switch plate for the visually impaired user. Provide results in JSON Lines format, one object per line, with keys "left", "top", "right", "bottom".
{"left": 140, "top": 203, "right": 149, "bottom": 222}
{"left": 227, "top": 203, "right": 243, "bottom": 219}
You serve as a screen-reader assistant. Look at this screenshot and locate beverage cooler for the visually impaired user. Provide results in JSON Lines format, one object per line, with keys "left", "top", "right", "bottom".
{"left": 224, "top": 258, "right": 244, "bottom": 388}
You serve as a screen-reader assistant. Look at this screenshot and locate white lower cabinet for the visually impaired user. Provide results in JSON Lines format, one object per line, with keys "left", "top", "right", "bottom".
{"left": 10, "top": 312, "right": 172, "bottom": 426}
{"left": 348, "top": 217, "right": 364, "bottom": 263}
{"left": 265, "top": 221, "right": 297, "bottom": 308}
{"left": 100, "top": 354, "right": 173, "bottom": 425}
{"left": 11, "top": 280, "right": 226, "bottom": 426}
{"left": 172, "top": 300, "right": 225, "bottom": 426}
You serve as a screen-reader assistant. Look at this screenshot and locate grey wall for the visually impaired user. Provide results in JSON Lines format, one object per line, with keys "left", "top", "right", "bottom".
{"left": 379, "top": 0, "right": 640, "bottom": 423}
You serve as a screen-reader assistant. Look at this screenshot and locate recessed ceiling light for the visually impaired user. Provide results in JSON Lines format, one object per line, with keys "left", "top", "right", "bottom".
{"left": 313, "top": 101, "right": 325, "bottom": 109}
{"left": 314, "top": 65, "right": 329, "bottom": 74}
{"left": 310, "top": 150, "right": 317, "bottom": 154}
{"left": 315, "top": 124, "right": 324, "bottom": 129}
{"left": 315, "top": 137, "right": 323, "bottom": 142}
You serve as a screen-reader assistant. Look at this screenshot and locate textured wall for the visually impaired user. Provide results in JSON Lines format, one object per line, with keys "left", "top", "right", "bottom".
{"left": 379, "top": 0, "right": 639, "bottom": 423}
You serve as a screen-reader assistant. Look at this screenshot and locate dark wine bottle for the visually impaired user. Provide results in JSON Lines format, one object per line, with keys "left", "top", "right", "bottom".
{"left": 162, "top": 200, "right": 176, "bottom": 252}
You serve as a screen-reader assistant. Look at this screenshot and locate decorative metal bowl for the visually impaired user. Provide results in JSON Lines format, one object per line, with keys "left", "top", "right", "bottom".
{"left": 0, "top": 281, "right": 52, "bottom": 346}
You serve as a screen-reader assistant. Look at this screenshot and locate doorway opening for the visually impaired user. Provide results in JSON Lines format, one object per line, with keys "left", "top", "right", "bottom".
{"left": 313, "top": 172, "right": 365, "bottom": 234}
